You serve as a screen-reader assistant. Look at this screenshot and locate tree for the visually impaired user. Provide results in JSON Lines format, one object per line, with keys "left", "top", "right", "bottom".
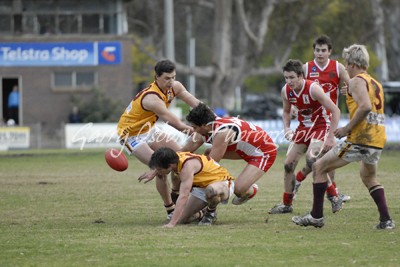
{"left": 124, "top": 0, "right": 399, "bottom": 111}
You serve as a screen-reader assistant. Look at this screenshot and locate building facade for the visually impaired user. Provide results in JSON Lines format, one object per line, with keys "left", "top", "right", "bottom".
{"left": 0, "top": 0, "right": 133, "bottom": 147}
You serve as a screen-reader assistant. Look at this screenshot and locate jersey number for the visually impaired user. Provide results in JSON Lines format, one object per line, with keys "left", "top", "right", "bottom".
{"left": 372, "top": 80, "right": 383, "bottom": 110}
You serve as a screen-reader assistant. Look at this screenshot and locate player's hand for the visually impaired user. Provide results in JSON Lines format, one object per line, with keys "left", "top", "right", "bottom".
{"left": 138, "top": 169, "right": 157, "bottom": 183}
{"left": 284, "top": 129, "right": 294, "bottom": 142}
{"left": 334, "top": 126, "right": 349, "bottom": 139}
{"left": 322, "top": 137, "right": 335, "bottom": 153}
{"left": 162, "top": 223, "right": 175, "bottom": 228}
{"left": 340, "top": 82, "right": 348, "bottom": 95}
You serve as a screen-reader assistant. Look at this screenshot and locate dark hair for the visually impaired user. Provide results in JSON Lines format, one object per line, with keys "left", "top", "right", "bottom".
{"left": 283, "top": 59, "right": 304, "bottom": 77}
{"left": 313, "top": 35, "right": 332, "bottom": 50}
{"left": 186, "top": 103, "right": 216, "bottom": 126}
{"left": 154, "top": 59, "right": 176, "bottom": 77}
{"left": 149, "top": 147, "right": 179, "bottom": 169}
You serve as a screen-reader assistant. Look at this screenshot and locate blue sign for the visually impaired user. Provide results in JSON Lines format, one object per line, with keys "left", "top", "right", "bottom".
{"left": 0, "top": 42, "right": 121, "bottom": 66}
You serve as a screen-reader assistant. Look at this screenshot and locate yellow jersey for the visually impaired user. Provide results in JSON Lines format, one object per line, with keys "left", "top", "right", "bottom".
{"left": 346, "top": 73, "right": 386, "bottom": 148}
{"left": 176, "top": 152, "right": 235, "bottom": 188}
{"left": 117, "top": 82, "right": 175, "bottom": 138}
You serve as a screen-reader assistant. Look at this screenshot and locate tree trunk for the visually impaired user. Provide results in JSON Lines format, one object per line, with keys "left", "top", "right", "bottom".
{"left": 370, "top": 0, "right": 388, "bottom": 81}
{"left": 209, "top": 0, "right": 233, "bottom": 109}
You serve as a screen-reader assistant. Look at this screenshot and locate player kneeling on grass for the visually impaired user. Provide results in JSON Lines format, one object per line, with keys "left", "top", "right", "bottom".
{"left": 146, "top": 147, "right": 235, "bottom": 228}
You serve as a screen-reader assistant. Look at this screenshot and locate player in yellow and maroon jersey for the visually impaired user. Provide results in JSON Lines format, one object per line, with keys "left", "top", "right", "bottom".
{"left": 293, "top": 35, "right": 351, "bottom": 203}
{"left": 149, "top": 147, "right": 235, "bottom": 228}
{"left": 117, "top": 59, "right": 201, "bottom": 219}
{"left": 293, "top": 44, "right": 394, "bottom": 230}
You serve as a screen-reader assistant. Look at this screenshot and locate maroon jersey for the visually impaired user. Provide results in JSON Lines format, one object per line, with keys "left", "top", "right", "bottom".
{"left": 305, "top": 59, "right": 340, "bottom": 105}
{"left": 283, "top": 79, "right": 330, "bottom": 128}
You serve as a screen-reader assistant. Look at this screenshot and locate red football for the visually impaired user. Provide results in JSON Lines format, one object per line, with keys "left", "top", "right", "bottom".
{"left": 105, "top": 148, "right": 128, "bottom": 172}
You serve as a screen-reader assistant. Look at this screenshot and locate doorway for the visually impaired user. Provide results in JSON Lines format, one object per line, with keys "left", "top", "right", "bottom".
{"left": 2, "top": 78, "right": 21, "bottom": 125}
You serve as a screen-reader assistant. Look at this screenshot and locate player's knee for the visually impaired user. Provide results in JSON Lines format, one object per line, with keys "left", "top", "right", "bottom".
{"left": 233, "top": 185, "right": 247, "bottom": 197}
{"left": 312, "top": 160, "right": 324, "bottom": 175}
{"left": 205, "top": 186, "right": 218, "bottom": 200}
{"left": 305, "top": 157, "right": 316, "bottom": 169}
{"left": 284, "top": 162, "right": 295, "bottom": 174}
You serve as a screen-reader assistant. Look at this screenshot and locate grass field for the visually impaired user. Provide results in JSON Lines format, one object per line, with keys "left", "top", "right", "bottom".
{"left": 0, "top": 148, "right": 399, "bottom": 267}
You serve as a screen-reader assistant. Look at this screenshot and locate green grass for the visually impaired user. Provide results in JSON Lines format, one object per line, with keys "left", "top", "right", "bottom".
{"left": 0, "top": 149, "right": 399, "bottom": 267}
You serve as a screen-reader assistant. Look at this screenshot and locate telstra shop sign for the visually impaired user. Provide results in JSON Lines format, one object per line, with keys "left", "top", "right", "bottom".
{"left": 0, "top": 42, "right": 121, "bottom": 66}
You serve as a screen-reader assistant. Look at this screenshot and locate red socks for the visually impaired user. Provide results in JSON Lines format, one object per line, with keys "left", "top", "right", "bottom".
{"left": 296, "top": 171, "right": 306, "bottom": 182}
{"left": 283, "top": 192, "right": 294, "bottom": 206}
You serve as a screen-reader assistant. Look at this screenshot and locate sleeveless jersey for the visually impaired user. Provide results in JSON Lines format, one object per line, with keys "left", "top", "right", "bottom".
{"left": 284, "top": 79, "right": 330, "bottom": 128}
{"left": 204, "top": 117, "right": 277, "bottom": 157}
{"left": 305, "top": 59, "right": 340, "bottom": 105}
{"left": 117, "top": 82, "right": 175, "bottom": 138}
{"left": 176, "top": 152, "right": 234, "bottom": 188}
{"left": 346, "top": 73, "right": 386, "bottom": 148}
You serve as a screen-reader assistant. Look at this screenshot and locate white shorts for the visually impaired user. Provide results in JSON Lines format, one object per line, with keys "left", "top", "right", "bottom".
{"left": 119, "top": 126, "right": 160, "bottom": 155}
{"left": 191, "top": 181, "right": 234, "bottom": 204}
{"left": 333, "top": 141, "right": 383, "bottom": 165}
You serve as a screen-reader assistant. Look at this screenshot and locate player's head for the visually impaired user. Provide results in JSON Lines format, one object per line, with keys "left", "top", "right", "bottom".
{"left": 342, "top": 44, "right": 369, "bottom": 70}
{"left": 149, "top": 147, "right": 179, "bottom": 172}
{"left": 186, "top": 103, "right": 216, "bottom": 127}
{"left": 154, "top": 59, "right": 176, "bottom": 90}
{"left": 283, "top": 59, "right": 304, "bottom": 77}
{"left": 155, "top": 59, "right": 176, "bottom": 77}
{"left": 313, "top": 35, "right": 332, "bottom": 51}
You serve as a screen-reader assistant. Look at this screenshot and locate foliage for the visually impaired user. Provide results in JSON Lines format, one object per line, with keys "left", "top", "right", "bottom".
{"left": 0, "top": 149, "right": 399, "bottom": 266}
{"left": 131, "top": 38, "right": 157, "bottom": 88}
{"left": 71, "top": 88, "right": 124, "bottom": 123}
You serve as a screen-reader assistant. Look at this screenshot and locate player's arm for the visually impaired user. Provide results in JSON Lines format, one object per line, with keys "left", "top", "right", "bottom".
{"left": 281, "top": 87, "right": 294, "bottom": 140}
{"left": 142, "top": 93, "right": 193, "bottom": 134}
{"left": 180, "top": 132, "right": 205, "bottom": 152}
{"left": 311, "top": 83, "right": 340, "bottom": 148}
{"left": 208, "top": 128, "right": 233, "bottom": 162}
{"left": 164, "top": 159, "right": 200, "bottom": 228}
{"left": 338, "top": 63, "right": 351, "bottom": 95}
{"left": 334, "top": 77, "right": 371, "bottom": 139}
{"left": 173, "top": 81, "right": 201, "bottom": 108}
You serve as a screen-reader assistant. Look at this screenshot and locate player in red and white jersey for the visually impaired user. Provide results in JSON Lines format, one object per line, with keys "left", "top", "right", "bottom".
{"left": 294, "top": 35, "right": 351, "bottom": 202}
{"left": 183, "top": 103, "right": 278, "bottom": 206}
{"left": 293, "top": 44, "right": 394, "bottom": 230}
{"left": 285, "top": 79, "right": 331, "bottom": 131}
{"left": 305, "top": 57, "right": 341, "bottom": 105}
{"left": 268, "top": 59, "right": 340, "bottom": 214}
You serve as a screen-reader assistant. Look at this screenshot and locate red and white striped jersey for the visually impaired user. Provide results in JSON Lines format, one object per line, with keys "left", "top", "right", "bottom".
{"left": 283, "top": 79, "right": 330, "bottom": 128}
{"left": 204, "top": 117, "right": 277, "bottom": 157}
{"left": 305, "top": 59, "right": 340, "bottom": 105}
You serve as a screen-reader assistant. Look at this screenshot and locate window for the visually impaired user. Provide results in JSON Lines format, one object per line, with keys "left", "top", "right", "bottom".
{"left": 59, "top": 14, "right": 79, "bottom": 34}
{"left": 76, "top": 72, "right": 95, "bottom": 87}
{"left": 82, "top": 14, "right": 100, "bottom": 34}
{"left": 53, "top": 71, "right": 96, "bottom": 91}
{"left": 0, "top": 15, "right": 11, "bottom": 33}
{"left": 54, "top": 72, "right": 72, "bottom": 87}
{"left": 38, "top": 14, "right": 56, "bottom": 34}
{"left": 0, "top": 0, "right": 126, "bottom": 35}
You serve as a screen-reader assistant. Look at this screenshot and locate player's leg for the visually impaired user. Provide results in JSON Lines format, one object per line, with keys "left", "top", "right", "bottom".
{"left": 232, "top": 149, "right": 276, "bottom": 205}
{"left": 180, "top": 193, "right": 208, "bottom": 224}
{"left": 292, "top": 149, "right": 348, "bottom": 227}
{"left": 360, "top": 155, "right": 394, "bottom": 229}
{"left": 198, "top": 181, "right": 231, "bottom": 225}
{"left": 180, "top": 187, "right": 210, "bottom": 225}
{"left": 269, "top": 143, "right": 306, "bottom": 214}
{"left": 307, "top": 139, "right": 337, "bottom": 199}
{"left": 205, "top": 180, "right": 230, "bottom": 207}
